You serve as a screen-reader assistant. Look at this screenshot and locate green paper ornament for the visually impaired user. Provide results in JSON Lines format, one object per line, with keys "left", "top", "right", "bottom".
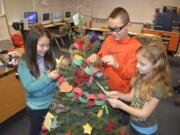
{"left": 84, "top": 66, "right": 94, "bottom": 75}
{"left": 65, "top": 91, "right": 74, "bottom": 97}
{"left": 96, "top": 72, "right": 102, "bottom": 78}
{"left": 73, "top": 58, "right": 83, "bottom": 66}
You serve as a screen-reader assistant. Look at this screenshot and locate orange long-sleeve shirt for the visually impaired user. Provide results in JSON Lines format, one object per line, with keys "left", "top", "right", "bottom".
{"left": 98, "top": 35, "right": 141, "bottom": 93}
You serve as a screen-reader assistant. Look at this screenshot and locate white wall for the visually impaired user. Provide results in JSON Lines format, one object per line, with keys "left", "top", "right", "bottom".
{"left": 92, "top": 0, "right": 180, "bottom": 23}
{"left": 2, "top": 0, "right": 33, "bottom": 25}
{"left": 1, "top": 0, "right": 180, "bottom": 25}
{"left": 33, "top": 0, "right": 92, "bottom": 23}
{"left": 0, "top": 0, "right": 3, "bottom": 15}
{"left": 33, "top": 0, "right": 63, "bottom": 22}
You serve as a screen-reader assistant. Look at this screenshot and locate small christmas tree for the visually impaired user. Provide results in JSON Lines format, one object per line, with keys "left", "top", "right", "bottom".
{"left": 43, "top": 9, "right": 121, "bottom": 135}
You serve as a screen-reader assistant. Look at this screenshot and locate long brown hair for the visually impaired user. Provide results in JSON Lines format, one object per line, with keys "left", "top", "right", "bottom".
{"left": 131, "top": 36, "right": 171, "bottom": 101}
{"left": 23, "top": 25, "right": 56, "bottom": 78}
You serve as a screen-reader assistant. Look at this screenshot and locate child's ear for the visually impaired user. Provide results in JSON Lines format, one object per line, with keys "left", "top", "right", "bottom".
{"left": 127, "top": 22, "right": 131, "bottom": 30}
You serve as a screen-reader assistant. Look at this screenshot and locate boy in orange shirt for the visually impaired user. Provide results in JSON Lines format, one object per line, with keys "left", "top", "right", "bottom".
{"left": 87, "top": 7, "right": 141, "bottom": 135}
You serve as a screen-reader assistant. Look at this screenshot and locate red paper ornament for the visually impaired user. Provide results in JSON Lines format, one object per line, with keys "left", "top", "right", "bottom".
{"left": 65, "top": 131, "right": 71, "bottom": 135}
{"left": 73, "top": 87, "right": 83, "bottom": 99}
{"left": 103, "top": 120, "right": 116, "bottom": 132}
{"left": 41, "top": 125, "right": 47, "bottom": 135}
{"left": 73, "top": 39, "right": 84, "bottom": 51}
{"left": 93, "top": 67, "right": 100, "bottom": 73}
{"left": 57, "top": 76, "right": 64, "bottom": 85}
{"left": 87, "top": 94, "right": 96, "bottom": 106}
{"left": 97, "top": 93, "right": 105, "bottom": 100}
{"left": 75, "top": 72, "right": 88, "bottom": 85}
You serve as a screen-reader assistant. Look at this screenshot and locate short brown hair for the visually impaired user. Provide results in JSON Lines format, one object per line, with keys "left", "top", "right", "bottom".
{"left": 108, "top": 7, "right": 130, "bottom": 24}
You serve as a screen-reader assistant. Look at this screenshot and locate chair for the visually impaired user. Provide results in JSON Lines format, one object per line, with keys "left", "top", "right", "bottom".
{"left": 11, "top": 34, "right": 24, "bottom": 47}
{"left": 128, "top": 22, "right": 144, "bottom": 36}
{"left": 50, "top": 23, "right": 73, "bottom": 50}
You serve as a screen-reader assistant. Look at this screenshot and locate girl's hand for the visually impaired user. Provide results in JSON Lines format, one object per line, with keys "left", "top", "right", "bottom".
{"left": 48, "top": 70, "right": 60, "bottom": 80}
{"left": 108, "top": 98, "right": 123, "bottom": 108}
{"left": 106, "top": 91, "right": 120, "bottom": 99}
{"left": 87, "top": 53, "right": 98, "bottom": 63}
{"left": 101, "top": 55, "right": 119, "bottom": 68}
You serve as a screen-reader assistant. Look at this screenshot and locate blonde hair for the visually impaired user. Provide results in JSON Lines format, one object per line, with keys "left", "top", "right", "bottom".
{"left": 131, "top": 35, "right": 171, "bottom": 101}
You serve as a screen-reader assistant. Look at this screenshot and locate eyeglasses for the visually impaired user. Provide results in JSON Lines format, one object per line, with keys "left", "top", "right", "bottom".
{"left": 108, "top": 23, "right": 128, "bottom": 33}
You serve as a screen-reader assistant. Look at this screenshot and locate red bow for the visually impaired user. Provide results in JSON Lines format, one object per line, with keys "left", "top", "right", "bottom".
{"left": 73, "top": 39, "right": 84, "bottom": 51}
{"left": 75, "top": 72, "right": 88, "bottom": 85}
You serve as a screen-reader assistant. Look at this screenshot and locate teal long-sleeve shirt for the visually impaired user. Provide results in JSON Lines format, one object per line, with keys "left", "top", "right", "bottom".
{"left": 18, "top": 60, "right": 57, "bottom": 110}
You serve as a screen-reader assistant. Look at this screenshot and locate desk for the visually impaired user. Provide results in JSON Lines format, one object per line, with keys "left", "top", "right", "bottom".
{"left": 85, "top": 27, "right": 108, "bottom": 32}
{"left": 84, "top": 25, "right": 143, "bottom": 41}
{"left": 0, "top": 47, "right": 26, "bottom": 123}
{"left": 26, "top": 20, "right": 73, "bottom": 30}
{"left": 22, "top": 21, "right": 74, "bottom": 43}
{"left": 43, "top": 22, "right": 66, "bottom": 28}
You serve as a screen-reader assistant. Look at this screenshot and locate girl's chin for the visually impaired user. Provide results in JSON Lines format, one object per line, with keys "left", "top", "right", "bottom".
{"left": 38, "top": 53, "right": 45, "bottom": 56}
{"left": 138, "top": 71, "right": 145, "bottom": 75}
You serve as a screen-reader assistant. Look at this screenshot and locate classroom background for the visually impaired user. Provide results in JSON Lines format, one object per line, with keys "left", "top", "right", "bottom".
{"left": 0, "top": 0, "right": 180, "bottom": 135}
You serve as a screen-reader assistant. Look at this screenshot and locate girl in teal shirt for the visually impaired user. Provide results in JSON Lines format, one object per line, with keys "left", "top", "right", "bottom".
{"left": 18, "top": 26, "right": 59, "bottom": 135}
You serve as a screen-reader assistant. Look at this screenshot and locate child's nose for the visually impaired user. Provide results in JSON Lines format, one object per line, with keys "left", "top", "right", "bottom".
{"left": 112, "top": 31, "right": 117, "bottom": 34}
{"left": 136, "top": 63, "right": 140, "bottom": 68}
{"left": 44, "top": 46, "right": 49, "bottom": 51}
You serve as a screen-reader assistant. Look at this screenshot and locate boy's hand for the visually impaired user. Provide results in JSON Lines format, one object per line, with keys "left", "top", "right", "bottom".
{"left": 101, "top": 55, "right": 119, "bottom": 68}
{"left": 87, "top": 53, "right": 98, "bottom": 63}
{"left": 106, "top": 91, "right": 120, "bottom": 99}
{"left": 48, "top": 70, "right": 60, "bottom": 80}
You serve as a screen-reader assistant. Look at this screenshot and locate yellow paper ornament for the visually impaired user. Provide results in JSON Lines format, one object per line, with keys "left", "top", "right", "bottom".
{"left": 74, "top": 54, "right": 83, "bottom": 60}
{"left": 83, "top": 123, "right": 92, "bottom": 135}
{"left": 97, "top": 109, "right": 103, "bottom": 118}
{"left": 56, "top": 55, "right": 64, "bottom": 70}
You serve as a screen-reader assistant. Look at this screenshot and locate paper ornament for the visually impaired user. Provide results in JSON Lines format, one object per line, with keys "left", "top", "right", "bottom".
{"left": 60, "top": 82, "right": 73, "bottom": 93}
{"left": 83, "top": 123, "right": 92, "bottom": 135}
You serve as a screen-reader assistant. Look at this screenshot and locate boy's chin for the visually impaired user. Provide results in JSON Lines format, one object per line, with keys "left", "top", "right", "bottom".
{"left": 112, "top": 35, "right": 122, "bottom": 41}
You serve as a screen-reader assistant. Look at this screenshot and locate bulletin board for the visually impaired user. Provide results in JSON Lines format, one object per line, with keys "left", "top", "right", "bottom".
{"left": 0, "top": 15, "right": 12, "bottom": 51}
{"left": 0, "top": 15, "right": 11, "bottom": 41}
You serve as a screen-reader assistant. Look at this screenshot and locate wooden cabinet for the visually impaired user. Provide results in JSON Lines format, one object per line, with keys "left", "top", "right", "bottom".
{"left": 0, "top": 47, "right": 26, "bottom": 123}
{"left": 142, "top": 28, "right": 180, "bottom": 52}
{"left": 0, "top": 72, "right": 26, "bottom": 123}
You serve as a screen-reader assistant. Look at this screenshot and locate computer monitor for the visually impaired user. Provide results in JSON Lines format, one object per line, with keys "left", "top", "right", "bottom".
{"left": 43, "top": 13, "right": 50, "bottom": 21}
{"left": 41, "top": 13, "right": 52, "bottom": 25}
{"left": 24, "top": 12, "right": 38, "bottom": 24}
{"left": 64, "top": 11, "right": 71, "bottom": 20}
{"left": 52, "top": 12, "right": 62, "bottom": 22}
